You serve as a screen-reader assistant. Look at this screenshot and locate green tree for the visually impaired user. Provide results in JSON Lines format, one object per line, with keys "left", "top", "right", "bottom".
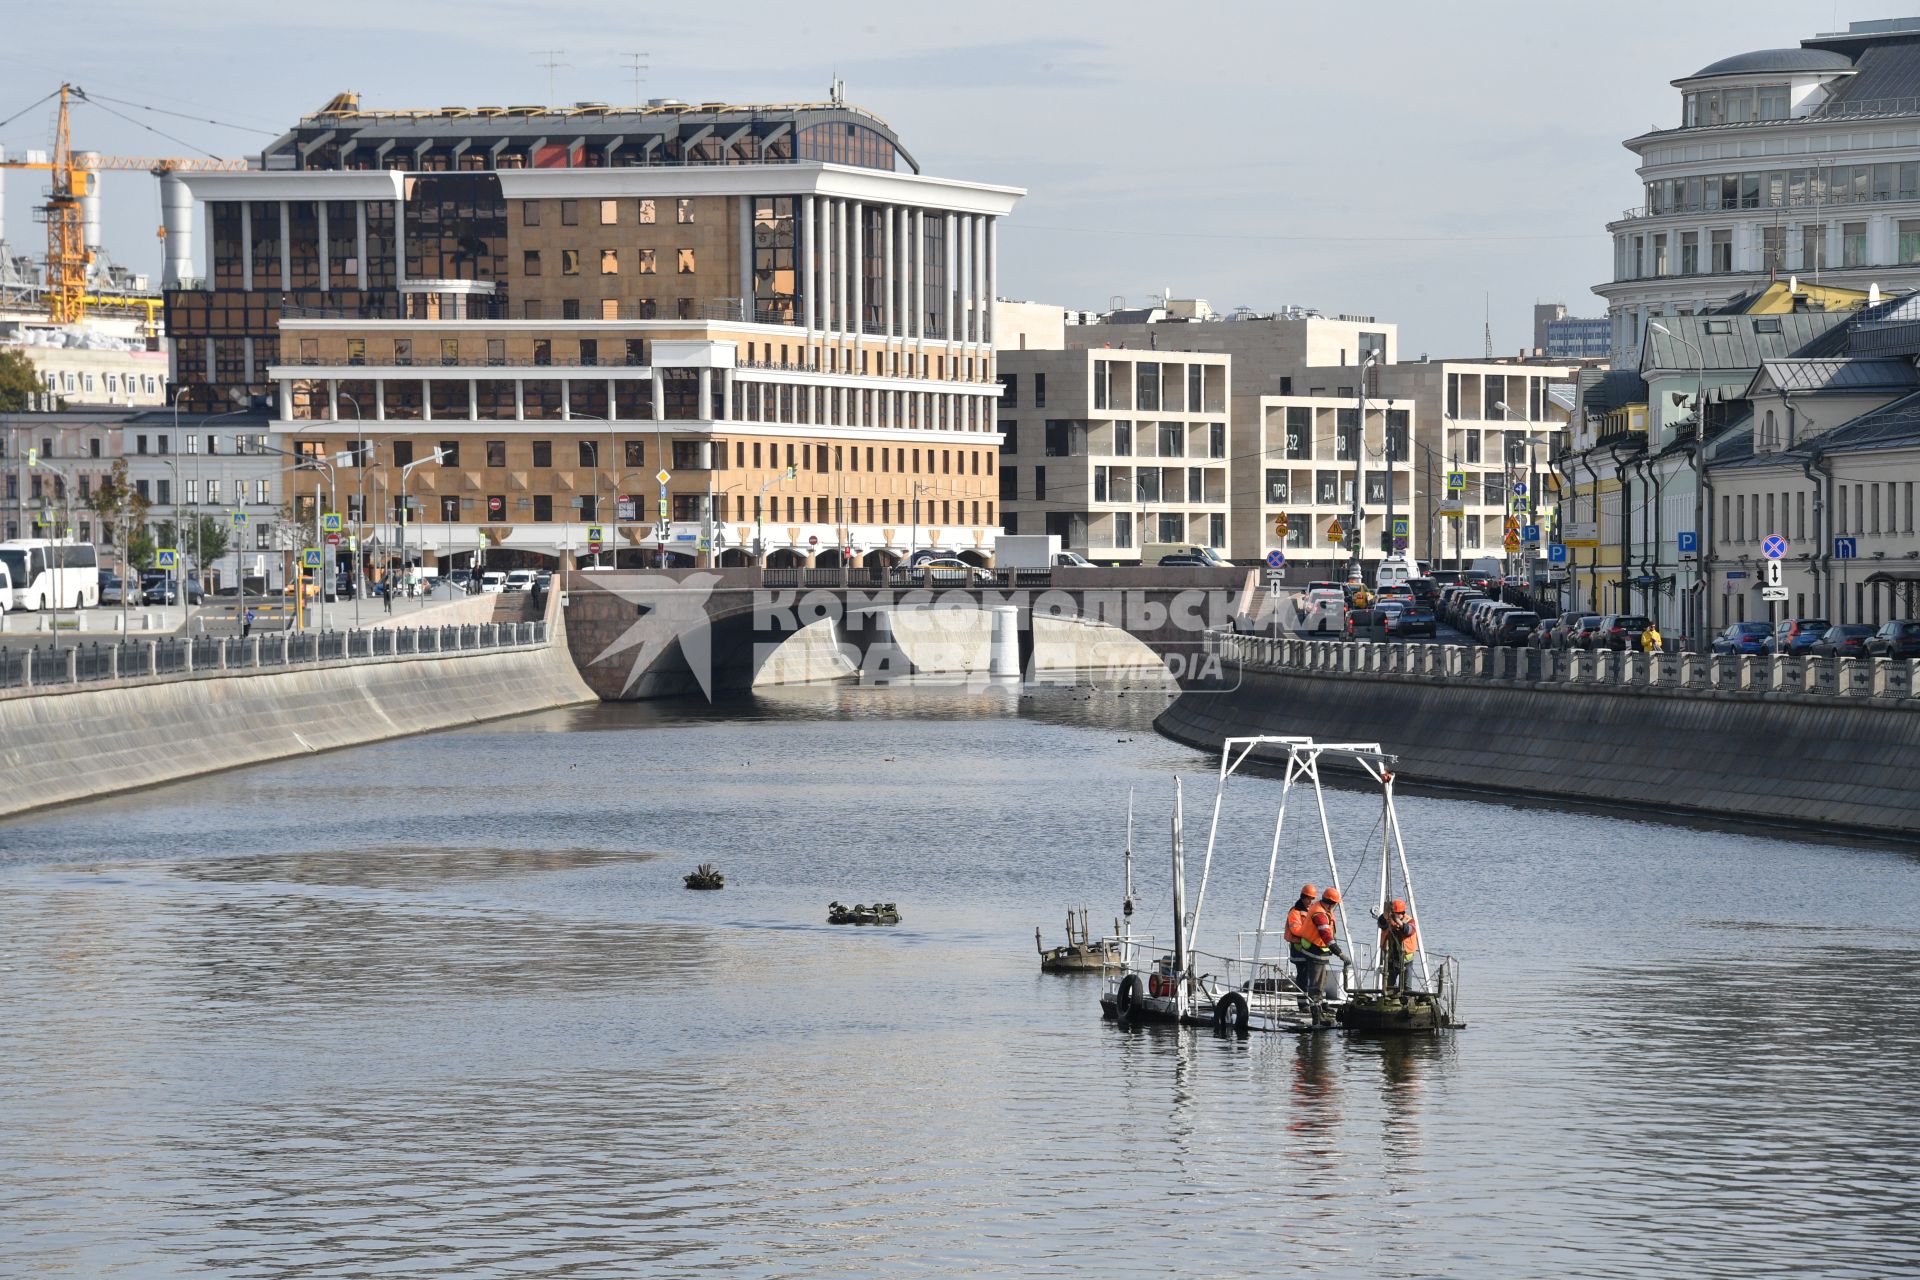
{"left": 153, "top": 515, "right": 232, "bottom": 573}
{"left": 88, "top": 459, "right": 152, "bottom": 572}
{"left": 0, "top": 349, "right": 42, "bottom": 412}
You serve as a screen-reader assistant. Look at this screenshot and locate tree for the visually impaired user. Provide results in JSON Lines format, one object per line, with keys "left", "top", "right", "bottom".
{"left": 154, "top": 515, "right": 231, "bottom": 572}
{"left": 88, "top": 459, "right": 151, "bottom": 572}
{"left": 0, "top": 349, "right": 43, "bottom": 412}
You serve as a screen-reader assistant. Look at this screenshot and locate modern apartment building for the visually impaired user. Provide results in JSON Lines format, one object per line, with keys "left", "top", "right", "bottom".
{"left": 1597, "top": 17, "right": 1920, "bottom": 364}
{"left": 1532, "top": 303, "right": 1610, "bottom": 361}
{"left": 1067, "top": 308, "right": 1571, "bottom": 572}
{"left": 161, "top": 92, "right": 1021, "bottom": 569}
{"left": 996, "top": 348, "right": 1230, "bottom": 561}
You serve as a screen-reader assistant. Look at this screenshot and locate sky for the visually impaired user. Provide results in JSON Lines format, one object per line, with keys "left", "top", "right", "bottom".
{"left": 2, "top": 0, "right": 1914, "bottom": 355}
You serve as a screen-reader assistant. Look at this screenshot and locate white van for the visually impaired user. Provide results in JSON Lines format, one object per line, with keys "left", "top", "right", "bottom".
{"left": 1374, "top": 554, "right": 1425, "bottom": 590}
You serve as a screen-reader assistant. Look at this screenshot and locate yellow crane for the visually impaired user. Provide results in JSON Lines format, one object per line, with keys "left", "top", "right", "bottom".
{"left": 0, "top": 84, "right": 249, "bottom": 325}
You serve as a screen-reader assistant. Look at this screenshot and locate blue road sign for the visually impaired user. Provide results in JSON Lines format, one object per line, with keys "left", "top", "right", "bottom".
{"left": 230, "top": 510, "right": 248, "bottom": 529}
{"left": 1513, "top": 481, "right": 1528, "bottom": 497}
{"left": 1547, "top": 542, "right": 1568, "bottom": 563}
{"left": 1762, "top": 534, "right": 1788, "bottom": 559}
{"left": 1522, "top": 524, "right": 1541, "bottom": 543}
{"left": 1677, "top": 530, "right": 1698, "bottom": 553}
{"left": 1835, "top": 536, "right": 1858, "bottom": 559}
{"left": 155, "top": 548, "right": 178, "bottom": 569}
{"left": 302, "top": 548, "right": 323, "bottom": 569}
{"left": 1265, "top": 549, "right": 1286, "bottom": 569}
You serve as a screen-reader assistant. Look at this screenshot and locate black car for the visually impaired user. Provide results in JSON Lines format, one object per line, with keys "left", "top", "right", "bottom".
{"left": 1591, "top": 614, "right": 1653, "bottom": 651}
{"left": 1406, "top": 577, "right": 1440, "bottom": 606}
{"left": 1385, "top": 603, "right": 1437, "bottom": 638}
{"left": 1864, "top": 619, "right": 1920, "bottom": 659}
{"left": 1490, "top": 610, "right": 1539, "bottom": 647}
{"left": 1808, "top": 624, "right": 1876, "bottom": 658}
{"left": 141, "top": 572, "right": 205, "bottom": 606}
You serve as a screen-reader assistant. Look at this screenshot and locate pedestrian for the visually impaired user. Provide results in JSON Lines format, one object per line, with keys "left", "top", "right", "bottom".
{"left": 1640, "top": 620, "right": 1662, "bottom": 654}
{"left": 242, "top": 607, "right": 255, "bottom": 638}
{"left": 382, "top": 578, "right": 393, "bottom": 613}
{"left": 1375, "top": 898, "right": 1418, "bottom": 993}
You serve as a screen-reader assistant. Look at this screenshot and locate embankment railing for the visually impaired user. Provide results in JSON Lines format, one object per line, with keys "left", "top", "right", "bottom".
{"left": 0, "top": 620, "right": 550, "bottom": 696}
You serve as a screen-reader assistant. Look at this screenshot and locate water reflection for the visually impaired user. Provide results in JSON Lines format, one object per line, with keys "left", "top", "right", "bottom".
{"left": 0, "top": 679, "right": 1916, "bottom": 1277}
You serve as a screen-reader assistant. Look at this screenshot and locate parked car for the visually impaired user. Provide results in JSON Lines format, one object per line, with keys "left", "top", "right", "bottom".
{"left": 1808, "top": 624, "right": 1877, "bottom": 658}
{"left": 504, "top": 569, "right": 537, "bottom": 593}
{"left": 900, "top": 556, "right": 994, "bottom": 584}
{"left": 141, "top": 572, "right": 205, "bottom": 605}
{"left": 1385, "top": 604, "right": 1437, "bottom": 638}
{"left": 1763, "top": 617, "right": 1831, "bottom": 655}
{"left": 1474, "top": 603, "right": 1520, "bottom": 644}
{"left": 1563, "top": 615, "right": 1607, "bottom": 650}
{"left": 1542, "top": 614, "right": 1597, "bottom": 650}
{"left": 480, "top": 572, "right": 507, "bottom": 593}
{"left": 99, "top": 570, "right": 128, "bottom": 606}
{"left": 1592, "top": 614, "right": 1654, "bottom": 651}
{"left": 449, "top": 570, "right": 474, "bottom": 591}
{"left": 1155, "top": 546, "right": 1231, "bottom": 568}
{"left": 1711, "top": 621, "right": 1774, "bottom": 656}
{"left": 1864, "top": 619, "right": 1920, "bottom": 659}
{"left": 1490, "top": 610, "right": 1540, "bottom": 647}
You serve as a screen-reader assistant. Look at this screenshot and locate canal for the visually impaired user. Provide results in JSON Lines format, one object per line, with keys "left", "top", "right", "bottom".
{"left": 1, "top": 678, "right": 1916, "bottom": 1278}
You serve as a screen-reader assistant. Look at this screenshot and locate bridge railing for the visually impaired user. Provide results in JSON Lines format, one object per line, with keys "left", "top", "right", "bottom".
{"left": 1206, "top": 629, "right": 1920, "bottom": 705}
{"left": 0, "top": 620, "right": 550, "bottom": 697}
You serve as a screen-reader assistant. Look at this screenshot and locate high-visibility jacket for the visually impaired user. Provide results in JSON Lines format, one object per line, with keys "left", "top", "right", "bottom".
{"left": 1306, "top": 903, "right": 1337, "bottom": 952}
{"left": 1378, "top": 911, "right": 1418, "bottom": 960}
{"left": 1284, "top": 905, "right": 1314, "bottom": 953}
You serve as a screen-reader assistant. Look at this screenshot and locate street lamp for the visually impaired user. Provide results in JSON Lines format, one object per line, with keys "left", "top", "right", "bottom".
{"left": 399, "top": 449, "right": 448, "bottom": 598}
{"left": 1351, "top": 350, "right": 1383, "bottom": 582}
{"left": 1650, "top": 321, "right": 1711, "bottom": 652}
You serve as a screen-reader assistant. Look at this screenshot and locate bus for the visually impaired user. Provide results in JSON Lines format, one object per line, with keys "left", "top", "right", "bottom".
{"left": 0, "top": 539, "right": 101, "bottom": 610}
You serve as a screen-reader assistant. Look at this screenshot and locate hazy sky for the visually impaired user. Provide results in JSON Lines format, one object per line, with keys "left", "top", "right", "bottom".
{"left": 2, "top": 0, "right": 1912, "bottom": 354}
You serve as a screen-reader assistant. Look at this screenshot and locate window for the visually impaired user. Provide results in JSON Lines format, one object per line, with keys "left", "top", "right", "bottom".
{"left": 533, "top": 495, "right": 553, "bottom": 522}
{"left": 600, "top": 248, "right": 619, "bottom": 274}
{"left": 441, "top": 338, "right": 460, "bottom": 365}
{"left": 523, "top": 201, "right": 540, "bottom": 227}
{"left": 677, "top": 248, "right": 695, "bottom": 274}
{"left": 600, "top": 199, "right": 618, "bottom": 225}
{"left": 625, "top": 440, "right": 644, "bottom": 467}
{"left": 560, "top": 200, "right": 578, "bottom": 226}
{"left": 1803, "top": 225, "right": 1828, "bottom": 272}
{"left": 639, "top": 199, "right": 656, "bottom": 224}
{"left": 1710, "top": 229, "right": 1733, "bottom": 273}
{"left": 523, "top": 250, "right": 541, "bottom": 275}
{"left": 638, "top": 248, "right": 656, "bottom": 274}
{"left": 561, "top": 249, "right": 580, "bottom": 276}
{"left": 531, "top": 441, "right": 552, "bottom": 468}
{"left": 1113, "top": 421, "right": 1133, "bottom": 456}
{"left": 1285, "top": 407, "right": 1310, "bottom": 459}
{"left": 1843, "top": 222, "right": 1868, "bottom": 268}
{"left": 677, "top": 198, "right": 694, "bottom": 224}
{"left": 256, "top": 479, "right": 269, "bottom": 504}
{"left": 393, "top": 440, "right": 415, "bottom": 467}
{"left": 1265, "top": 469, "right": 1289, "bottom": 504}
{"left": 578, "top": 441, "right": 598, "bottom": 468}
{"left": 1899, "top": 221, "right": 1920, "bottom": 265}
{"left": 999, "top": 373, "right": 1017, "bottom": 407}
{"left": 1158, "top": 422, "right": 1185, "bottom": 456}
{"left": 562, "top": 299, "right": 580, "bottom": 320}
{"left": 486, "top": 440, "right": 507, "bottom": 467}
{"left": 1035, "top": 373, "right": 1047, "bottom": 408}
{"left": 602, "top": 299, "right": 619, "bottom": 320}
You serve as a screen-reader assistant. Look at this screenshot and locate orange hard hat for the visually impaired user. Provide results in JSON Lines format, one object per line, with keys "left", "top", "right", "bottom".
{"left": 1389, "top": 898, "right": 1408, "bottom": 913}
{"left": 1300, "top": 884, "right": 1319, "bottom": 900}
{"left": 1321, "top": 886, "right": 1342, "bottom": 904}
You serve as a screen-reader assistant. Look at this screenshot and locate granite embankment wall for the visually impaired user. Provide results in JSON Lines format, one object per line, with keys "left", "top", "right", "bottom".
{"left": 1156, "top": 633, "right": 1920, "bottom": 838}
{"left": 0, "top": 610, "right": 594, "bottom": 820}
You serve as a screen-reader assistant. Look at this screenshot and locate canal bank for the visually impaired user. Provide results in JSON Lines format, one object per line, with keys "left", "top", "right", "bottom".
{"left": 0, "top": 614, "right": 595, "bottom": 821}
{"left": 1156, "top": 637, "right": 1920, "bottom": 839}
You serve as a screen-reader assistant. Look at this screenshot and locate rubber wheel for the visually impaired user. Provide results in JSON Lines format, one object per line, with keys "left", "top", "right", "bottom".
{"left": 1115, "top": 974, "right": 1143, "bottom": 1020}
{"left": 1213, "top": 991, "right": 1250, "bottom": 1032}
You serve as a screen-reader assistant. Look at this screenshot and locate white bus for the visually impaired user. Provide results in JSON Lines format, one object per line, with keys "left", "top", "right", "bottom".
{"left": 0, "top": 539, "right": 100, "bottom": 610}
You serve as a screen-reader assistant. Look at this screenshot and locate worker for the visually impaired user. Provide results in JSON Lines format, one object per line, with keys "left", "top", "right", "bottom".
{"left": 1640, "top": 621, "right": 1663, "bottom": 654}
{"left": 1285, "top": 884, "right": 1320, "bottom": 1010}
{"left": 1305, "top": 886, "right": 1347, "bottom": 1007}
{"left": 1375, "top": 898, "right": 1419, "bottom": 993}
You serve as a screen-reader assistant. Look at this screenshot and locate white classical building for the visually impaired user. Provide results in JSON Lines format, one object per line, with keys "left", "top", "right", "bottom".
{"left": 1598, "top": 18, "right": 1920, "bottom": 364}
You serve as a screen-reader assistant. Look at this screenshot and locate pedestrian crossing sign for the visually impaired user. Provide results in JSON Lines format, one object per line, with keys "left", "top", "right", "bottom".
{"left": 322, "top": 512, "right": 343, "bottom": 534}
{"left": 156, "top": 548, "right": 178, "bottom": 569}
{"left": 303, "top": 548, "right": 323, "bottom": 568}
{"left": 231, "top": 511, "right": 248, "bottom": 528}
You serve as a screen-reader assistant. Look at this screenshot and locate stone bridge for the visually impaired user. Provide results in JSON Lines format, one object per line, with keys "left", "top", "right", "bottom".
{"left": 560, "top": 566, "right": 1256, "bottom": 699}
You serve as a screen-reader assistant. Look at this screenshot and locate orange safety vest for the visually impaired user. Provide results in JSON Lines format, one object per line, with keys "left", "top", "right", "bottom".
{"left": 1284, "top": 905, "right": 1313, "bottom": 953}
{"left": 1306, "top": 903, "right": 1337, "bottom": 952}
{"left": 1379, "top": 911, "right": 1418, "bottom": 959}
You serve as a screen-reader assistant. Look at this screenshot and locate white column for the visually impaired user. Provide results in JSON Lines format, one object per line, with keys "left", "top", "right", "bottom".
{"left": 278, "top": 202, "right": 291, "bottom": 292}
{"left": 651, "top": 369, "right": 665, "bottom": 421}
{"left": 318, "top": 202, "right": 331, "bottom": 290}
{"left": 374, "top": 379, "right": 387, "bottom": 422}
{"left": 241, "top": 205, "right": 253, "bottom": 291}
{"left": 801, "top": 194, "right": 816, "bottom": 334}
{"left": 913, "top": 209, "right": 926, "bottom": 349}
{"left": 835, "top": 198, "right": 849, "bottom": 342}
{"left": 819, "top": 198, "right": 833, "bottom": 340}
{"left": 956, "top": 214, "right": 972, "bottom": 347}
{"left": 721, "top": 369, "right": 733, "bottom": 422}
{"left": 698, "top": 368, "right": 711, "bottom": 421}
{"left": 738, "top": 197, "right": 753, "bottom": 317}
{"left": 986, "top": 217, "right": 997, "bottom": 346}
{"left": 356, "top": 202, "right": 369, "bottom": 289}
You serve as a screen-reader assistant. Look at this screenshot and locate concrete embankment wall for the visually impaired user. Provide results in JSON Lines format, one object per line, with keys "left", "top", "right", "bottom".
{"left": 1156, "top": 648, "right": 1920, "bottom": 838}
{"left": 0, "top": 618, "right": 595, "bottom": 820}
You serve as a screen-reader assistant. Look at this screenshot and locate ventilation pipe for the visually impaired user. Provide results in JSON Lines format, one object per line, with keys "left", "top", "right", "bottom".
{"left": 159, "top": 171, "right": 194, "bottom": 288}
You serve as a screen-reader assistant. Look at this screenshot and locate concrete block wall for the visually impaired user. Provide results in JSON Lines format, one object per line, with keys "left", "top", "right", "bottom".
{"left": 1169, "top": 634, "right": 1920, "bottom": 837}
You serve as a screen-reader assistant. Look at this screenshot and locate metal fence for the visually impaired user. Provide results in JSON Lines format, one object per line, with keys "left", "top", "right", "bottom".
{"left": 0, "top": 620, "right": 549, "bottom": 694}
{"left": 757, "top": 566, "right": 1055, "bottom": 590}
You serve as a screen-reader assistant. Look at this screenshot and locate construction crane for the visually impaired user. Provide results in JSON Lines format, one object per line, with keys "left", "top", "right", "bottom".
{"left": 0, "top": 84, "right": 248, "bottom": 325}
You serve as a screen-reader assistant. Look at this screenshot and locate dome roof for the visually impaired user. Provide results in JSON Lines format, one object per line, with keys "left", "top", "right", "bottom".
{"left": 1685, "top": 47, "right": 1853, "bottom": 80}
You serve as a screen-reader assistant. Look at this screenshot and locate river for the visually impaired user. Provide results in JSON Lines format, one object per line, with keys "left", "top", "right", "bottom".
{"left": 1, "top": 678, "right": 1916, "bottom": 1278}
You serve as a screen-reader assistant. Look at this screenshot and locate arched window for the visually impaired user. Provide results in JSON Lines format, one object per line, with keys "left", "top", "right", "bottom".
{"left": 1763, "top": 409, "right": 1777, "bottom": 447}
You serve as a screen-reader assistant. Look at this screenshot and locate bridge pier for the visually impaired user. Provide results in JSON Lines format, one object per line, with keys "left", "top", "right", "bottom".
{"left": 838, "top": 609, "right": 917, "bottom": 681}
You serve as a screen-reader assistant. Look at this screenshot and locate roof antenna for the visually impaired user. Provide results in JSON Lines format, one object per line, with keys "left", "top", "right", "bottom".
{"left": 625, "top": 52, "right": 649, "bottom": 106}
{"left": 830, "top": 73, "right": 845, "bottom": 105}
{"left": 533, "top": 49, "right": 569, "bottom": 104}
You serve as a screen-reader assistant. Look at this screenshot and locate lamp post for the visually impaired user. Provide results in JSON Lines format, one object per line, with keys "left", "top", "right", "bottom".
{"left": 252, "top": 441, "right": 337, "bottom": 629}
{"left": 399, "top": 449, "right": 447, "bottom": 601}
{"left": 335, "top": 393, "right": 365, "bottom": 624}
{"left": 1650, "top": 321, "right": 1710, "bottom": 652}
{"left": 1348, "top": 350, "right": 1382, "bottom": 583}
